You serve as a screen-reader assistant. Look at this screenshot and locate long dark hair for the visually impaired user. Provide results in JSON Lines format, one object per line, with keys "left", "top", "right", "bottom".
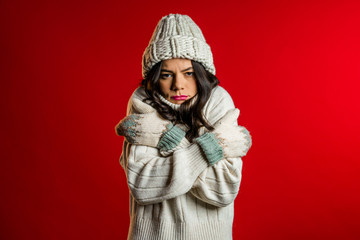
{"left": 141, "top": 60, "right": 219, "bottom": 140}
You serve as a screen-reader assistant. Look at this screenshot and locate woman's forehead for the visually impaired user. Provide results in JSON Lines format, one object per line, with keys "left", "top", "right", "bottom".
{"left": 162, "top": 58, "right": 192, "bottom": 69}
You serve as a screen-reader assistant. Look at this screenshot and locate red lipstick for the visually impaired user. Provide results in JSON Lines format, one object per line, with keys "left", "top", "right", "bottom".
{"left": 171, "top": 95, "right": 188, "bottom": 101}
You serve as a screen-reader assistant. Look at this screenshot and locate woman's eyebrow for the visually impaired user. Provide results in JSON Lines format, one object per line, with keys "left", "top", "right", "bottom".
{"left": 161, "top": 67, "right": 194, "bottom": 73}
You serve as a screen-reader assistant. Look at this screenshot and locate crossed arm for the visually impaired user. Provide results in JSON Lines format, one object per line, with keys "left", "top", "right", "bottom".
{"left": 120, "top": 138, "right": 244, "bottom": 207}
{"left": 116, "top": 89, "right": 252, "bottom": 206}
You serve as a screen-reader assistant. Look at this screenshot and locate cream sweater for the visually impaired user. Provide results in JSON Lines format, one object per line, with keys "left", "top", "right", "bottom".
{"left": 119, "top": 86, "right": 248, "bottom": 240}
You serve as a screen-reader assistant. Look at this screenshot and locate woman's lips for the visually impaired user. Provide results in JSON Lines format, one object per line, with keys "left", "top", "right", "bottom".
{"left": 171, "top": 95, "right": 188, "bottom": 101}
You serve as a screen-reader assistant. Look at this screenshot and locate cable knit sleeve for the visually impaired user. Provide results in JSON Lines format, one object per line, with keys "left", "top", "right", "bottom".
{"left": 189, "top": 86, "right": 250, "bottom": 207}
{"left": 118, "top": 87, "right": 212, "bottom": 205}
{"left": 118, "top": 86, "right": 251, "bottom": 207}
{"left": 120, "top": 140, "right": 210, "bottom": 205}
{"left": 189, "top": 156, "right": 243, "bottom": 207}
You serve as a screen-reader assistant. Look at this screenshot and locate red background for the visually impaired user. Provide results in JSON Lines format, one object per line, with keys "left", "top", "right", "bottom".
{"left": 1, "top": 0, "right": 360, "bottom": 239}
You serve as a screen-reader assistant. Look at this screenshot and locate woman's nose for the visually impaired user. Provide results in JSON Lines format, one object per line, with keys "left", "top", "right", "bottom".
{"left": 171, "top": 75, "right": 185, "bottom": 91}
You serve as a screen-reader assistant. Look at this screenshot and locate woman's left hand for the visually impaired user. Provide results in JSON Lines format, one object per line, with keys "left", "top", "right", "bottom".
{"left": 195, "top": 108, "right": 252, "bottom": 166}
{"left": 212, "top": 108, "right": 252, "bottom": 158}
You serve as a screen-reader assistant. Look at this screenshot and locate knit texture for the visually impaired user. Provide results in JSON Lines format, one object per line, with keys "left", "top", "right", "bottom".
{"left": 157, "top": 92, "right": 198, "bottom": 111}
{"left": 142, "top": 13, "right": 215, "bottom": 78}
{"left": 115, "top": 110, "right": 170, "bottom": 147}
{"left": 157, "top": 93, "right": 181, "bottom": 110}
{"left": 118, "top": 86, "right": 251, "bottom": 240}
{"left": 195, "top": 132, "right": 224, "bottom": 166}
{"left": 157, "top": 124, "right": 187, "bottom": 152}
{"left": 115, "top": 114, "right": 140, "bottom": 143}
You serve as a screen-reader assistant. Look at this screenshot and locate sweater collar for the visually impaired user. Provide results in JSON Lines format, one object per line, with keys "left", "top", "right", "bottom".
{"left": 157, "top": 93, "right": 198, "bottom": 111}
{"left": 158, "top": 93, "right": 181, "bottom": 110}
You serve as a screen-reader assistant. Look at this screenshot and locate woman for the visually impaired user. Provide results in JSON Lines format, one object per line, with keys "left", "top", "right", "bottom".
{"left": 115, "top": 13, "right": 252, "bottom": 240}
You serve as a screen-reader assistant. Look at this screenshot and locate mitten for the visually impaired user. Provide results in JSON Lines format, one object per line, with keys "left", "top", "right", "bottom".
{"left": 115, "top": 99, "right": 188, "bottom": 152}
{"left": 195, "top": 108, "right": 252, "bottom": 166}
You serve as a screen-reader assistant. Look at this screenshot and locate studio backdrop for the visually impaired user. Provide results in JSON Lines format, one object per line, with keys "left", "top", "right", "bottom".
{"left": 1, "top": 0, "right": 360, "bottom": 239}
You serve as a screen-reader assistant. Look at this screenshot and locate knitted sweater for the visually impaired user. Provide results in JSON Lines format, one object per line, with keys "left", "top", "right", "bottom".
{"left": 119, "top": 86, "right": 249, "bottom": 240}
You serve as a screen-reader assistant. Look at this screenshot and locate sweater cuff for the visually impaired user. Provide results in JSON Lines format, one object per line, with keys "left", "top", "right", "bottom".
{"left": 195, "top": 132, "right": 224, "bottom": 166}
{"left": 157, "top": 124, "right": 186, "bottom": 152}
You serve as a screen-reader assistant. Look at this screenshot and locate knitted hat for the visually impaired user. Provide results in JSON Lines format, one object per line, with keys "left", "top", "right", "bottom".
{"left": 142, "top": 13, "right": 215, "bottom": 78}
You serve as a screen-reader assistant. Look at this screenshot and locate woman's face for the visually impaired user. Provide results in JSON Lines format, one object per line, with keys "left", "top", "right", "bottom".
{"left": 159, "top": 58, "right": 198, "bottom": 105}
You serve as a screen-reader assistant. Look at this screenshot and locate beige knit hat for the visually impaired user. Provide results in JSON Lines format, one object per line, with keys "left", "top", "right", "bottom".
{"left": 142, "top": 13, "right": 215, "bottom": 78}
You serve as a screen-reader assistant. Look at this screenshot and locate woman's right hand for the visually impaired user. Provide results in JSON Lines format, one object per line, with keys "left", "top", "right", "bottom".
{"left": 115, "top": 98, "right": 188, "bottom": 151}
{"left": 115, "top": 110, "right": 170, "bottom": 146}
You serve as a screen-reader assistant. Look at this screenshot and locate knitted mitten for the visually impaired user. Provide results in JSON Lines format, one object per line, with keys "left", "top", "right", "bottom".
{"left": 195, "top": 108, "right": 252, "bottom": 166}
{"left": 115, "top": 99, "right": 188, "bottom": 151}
{"left": 158, "top": 126, "right": 191, "bottom": 157}
{"left": 157, "top": 123, "right": 187, "bottom": 151}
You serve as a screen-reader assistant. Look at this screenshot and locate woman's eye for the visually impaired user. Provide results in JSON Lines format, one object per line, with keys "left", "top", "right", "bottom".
{"left": 185, "top": 72, "right": 194, "bottom": 76}
{"left": 160, "top": 74, "right": 172, "bottom": 79}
